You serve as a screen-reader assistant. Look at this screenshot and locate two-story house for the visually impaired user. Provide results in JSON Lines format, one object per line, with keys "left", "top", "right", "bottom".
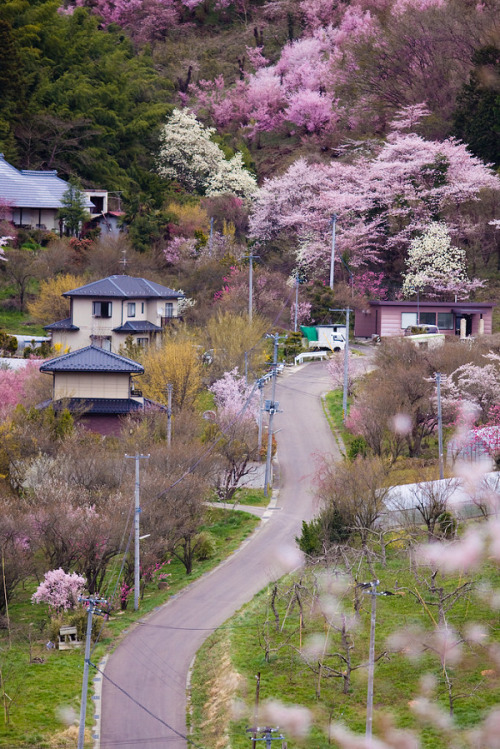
{"left": 45, "top": 275, "right": 184, "bottom": 353}
{"left": 39, "top": 345, "right": 165, "bottom": 435}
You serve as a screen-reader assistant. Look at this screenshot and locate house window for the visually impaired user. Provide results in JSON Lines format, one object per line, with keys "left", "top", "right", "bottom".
{"left": 91, "top": 336, "right": 112, "bottom": 351}
{"left": 401, "top": 312, "right": 417, "bottom": 328}
{"left": 141, "top": 303, "right": 144, "bottom": 314}
{"left": 92, "top": 301, "right": 112, "bottom": 318}
{"left": 165, "top": 302, "right": 174, "bottom": 318}
{"left": 438, "top": 312, "right": 453, "bottom": 330}
{"left": 136, "top": 337, "right": 149, "bottom": 347}
{"left": 419, "top": 312, "right": 436, "bottom": 325}
{"left": 127, "top": 302, "right": 136, "bottom": 318}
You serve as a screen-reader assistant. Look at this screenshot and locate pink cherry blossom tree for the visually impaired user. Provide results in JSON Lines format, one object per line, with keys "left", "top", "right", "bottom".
{"left": 32, "top": 568, "right": 86, "bottom": 612}
{"left": 0, "top": 362, "right": 45, "bottom": 423}
{"left": 249, "top": 131, "right": 500, "bottom": 283}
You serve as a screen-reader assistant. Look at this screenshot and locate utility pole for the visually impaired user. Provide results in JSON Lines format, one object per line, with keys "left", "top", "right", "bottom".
{"left": 257, "top": 379, "right": 265, "bottom": 453}
{"left": 264, "top": 333, "right": 282, "bottom": 498}
{"left": 246, "top": 726, "right": 285, "bottom": 748}
{"left": 125, "top": 454, "right": 150, "bottom": 611}
{"left": 208, "top": 216, "right": 214, "bottom": 257}
{"left": 435, "top": 372, "right": 444, "bottom": 480}
{"left": 252, "top": 673, "right": 261, "bottom": 749}
{"left": 78, "top": 595, "right": 108, "bottom": 749}
{"left": 245, "top": 253, "right": 259, "bottom": 323}
{"left": 165, "top": 383, "right": 173, "bottom": 447}
{"left": 366, "top": 580, "right": 378, "bottom": 743}
{"left": 330, "top": 307, "right": 351, "bottom": 422}
{"left": 294, "top": 274, "right": 299, "bottom": 333}
{"left": 357, "top": 581, "right": 398, "bottom": 744}
{"left": 329, "top": 213, "right": 337, "bottom": 290}
{"left": 343, "top": 307, "right": 350, "bottom": 422}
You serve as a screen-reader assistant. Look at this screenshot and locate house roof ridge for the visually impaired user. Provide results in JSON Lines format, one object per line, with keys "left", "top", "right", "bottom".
{"left": 40, "top": 344, "right": 144, "bottom": 373}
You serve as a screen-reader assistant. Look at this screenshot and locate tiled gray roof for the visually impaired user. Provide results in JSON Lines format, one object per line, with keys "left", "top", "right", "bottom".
{"left": 52, "top": 398, "right": 145, "bottom": 414}
{"left": 63, "top": 275, "right": 184, "bottom": 299}
{"left": 44, "top": 318, "right": 80, "bottom": 331}
{"left": 0, "top": 154, "right": 93, "bottom": 210}
{"left": 40, "top": 345, "right": 144, "bottom": 373}
{"left": 112, "top": 320, "right": 162, "bottom": 333}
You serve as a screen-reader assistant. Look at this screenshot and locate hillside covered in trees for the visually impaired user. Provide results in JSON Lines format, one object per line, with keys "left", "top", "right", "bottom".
{"left": 0, "top": 0, "right": 499, "bottom": 319}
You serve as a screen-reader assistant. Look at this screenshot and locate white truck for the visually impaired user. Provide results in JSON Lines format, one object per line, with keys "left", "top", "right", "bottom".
{"left": 300, "top": 325, "right": 346, "bottom": 352}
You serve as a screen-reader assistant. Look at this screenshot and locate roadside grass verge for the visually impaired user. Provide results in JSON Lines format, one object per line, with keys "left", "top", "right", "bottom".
{"left": 0, "top": 508, "right": 259, "bottom": 748}
{"left": 211, "top": 487, "right": 267, "bottom": 508}
{"left": 322, "top": 389, "right": 353, "bottom": 456}
{"left": 189, "top": 551, "right": 500, "bottom": 749}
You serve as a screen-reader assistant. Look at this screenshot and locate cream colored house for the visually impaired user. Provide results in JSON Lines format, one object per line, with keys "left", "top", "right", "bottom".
{"left": 45, "top": 275, "right": 184, "bottom": 353}
{"left": 39, "top": 345, "right": 154, "bottom": 435}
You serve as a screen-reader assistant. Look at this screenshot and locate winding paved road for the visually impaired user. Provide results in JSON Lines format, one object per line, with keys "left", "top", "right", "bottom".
{"left": 100, "top": 361, "right": 339, "bottom": 748}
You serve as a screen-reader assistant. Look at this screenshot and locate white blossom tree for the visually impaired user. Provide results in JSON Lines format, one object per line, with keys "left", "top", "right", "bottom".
{"left": 157, "top": 108, "right": 256, "bottom": 198}
{"left": 402, "top": 222, "right": 482, "bottom": 299}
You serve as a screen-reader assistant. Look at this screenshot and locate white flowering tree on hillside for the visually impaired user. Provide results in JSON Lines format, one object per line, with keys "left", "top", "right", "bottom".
{"left": 157, "top": 108, "right": 257, "bottom": 198}
{"left": 402, "top": 222, "right": 482, "bottom": 299}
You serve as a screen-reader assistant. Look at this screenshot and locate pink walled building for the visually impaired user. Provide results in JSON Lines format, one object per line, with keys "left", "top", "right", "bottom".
{"left": 354, "top": 301, "right": 495, "bottom": 339}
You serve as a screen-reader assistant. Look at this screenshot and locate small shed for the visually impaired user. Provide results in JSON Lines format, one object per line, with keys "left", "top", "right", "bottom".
{"left": 355, "top": 301, "right": 495, "bottom": 339}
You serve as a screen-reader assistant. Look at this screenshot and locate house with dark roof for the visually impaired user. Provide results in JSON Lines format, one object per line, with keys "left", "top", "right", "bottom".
{"left": 45, "top": 275, "right": 184, "bottom": 353}
{"left": 0, "top": 153, "right": 95, "bottom": 231}
{"left": 40, "top": 345, "right": 164, "bottom": 435}
{"left": 354, "top": 301, "right": 495, "bottom": 339}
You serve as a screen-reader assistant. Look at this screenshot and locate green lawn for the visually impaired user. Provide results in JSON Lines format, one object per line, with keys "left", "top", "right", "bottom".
{"left": 190, "top": 551, "right": 500, "bottom": 749}
{"left": 0, "top": 307, "right": 46, "bottom": 336}
{"left": 0, "top": 508, "right": 259, "bottom": 748}
{"left": 211, "top": 487, "right": 268, "bottom": 508}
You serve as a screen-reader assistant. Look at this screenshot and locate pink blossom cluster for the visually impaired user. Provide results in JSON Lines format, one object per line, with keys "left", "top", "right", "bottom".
{"left": 142, "top": 559, "right": 172, "bottom": 583}
{"left": 32, "top": 568, "right": 86, "bottom": 611}
{"left": 209, "top": 367, "right": 259, "bottom": 423}
{"left": 0, "top": 362, "right": 44, "bottom": 422}
{"left": 249, "top": 130, "right": 499, "bottom": 280}
{"left": 290, "top": 300, "right": 312, "bottom": 327}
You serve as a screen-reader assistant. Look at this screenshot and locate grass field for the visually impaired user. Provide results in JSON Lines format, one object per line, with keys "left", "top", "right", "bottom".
{"left": 0, "top": 508, "right": 259, "bottom": 748}
{"left": 0, "top": 307, "right": 46, "bottom": 336}
{"left": 190, "top": 550, "right": 500, "bottom": 748}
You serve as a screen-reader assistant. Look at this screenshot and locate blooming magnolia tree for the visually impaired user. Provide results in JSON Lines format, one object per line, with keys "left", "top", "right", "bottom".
{"left": 0, "top": 235, "right": 12, "bottom": 261}
{"left": 157, "top": 109, "right": 256, "bottom": 198}
{"left": 32, "top": 568, "right": 86, "bottom": 612}
{"left": 402, "top": 222, "right": 482, "bottom": 299}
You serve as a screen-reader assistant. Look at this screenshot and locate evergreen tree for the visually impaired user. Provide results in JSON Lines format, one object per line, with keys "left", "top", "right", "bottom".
{"left": 57, "top": 178, "right": 90, "bottom": 237}
{"left": 453, "top": 46, "right": 500, "bottom": 167}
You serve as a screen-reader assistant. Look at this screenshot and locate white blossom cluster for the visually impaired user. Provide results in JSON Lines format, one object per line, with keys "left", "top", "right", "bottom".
{"left": 157, "top": 108, "right": 257, "bottom": 198}
{"left": 402, "top": 222, "right": 480, "bottom": 299}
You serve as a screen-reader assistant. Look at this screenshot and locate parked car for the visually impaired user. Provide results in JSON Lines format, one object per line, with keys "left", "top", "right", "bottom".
{"left": 404, "top": 324, "right": 439, "bottom": 336}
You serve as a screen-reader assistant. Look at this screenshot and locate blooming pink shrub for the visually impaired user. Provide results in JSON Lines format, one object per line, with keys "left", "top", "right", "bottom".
{"left": 0, "top": 362, "right": 44, "bottom": 422}
{"left": 32, "top": 568, "right": 86, "bottom": 611}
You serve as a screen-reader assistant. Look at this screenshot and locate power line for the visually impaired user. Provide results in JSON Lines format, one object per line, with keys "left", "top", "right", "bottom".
{"left": 91, "top": 661, "right": 208, "bottom": 749}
